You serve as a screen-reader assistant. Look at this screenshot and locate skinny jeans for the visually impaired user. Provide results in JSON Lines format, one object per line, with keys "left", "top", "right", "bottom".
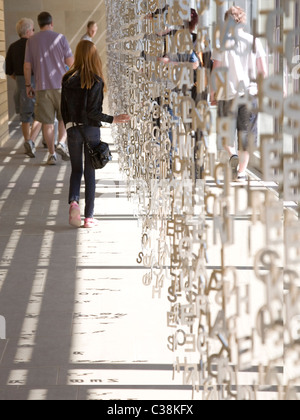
{"left": 67, "top": 125, "right": 100, "bottom": 218}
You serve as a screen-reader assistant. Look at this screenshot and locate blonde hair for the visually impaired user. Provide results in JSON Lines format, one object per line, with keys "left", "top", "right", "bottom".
{"left": 225, "top": 6, "right": 247, "bottom": 25}
{"left": 65, "top": 40, "right": 106, "bottom": 90}
{"left": 16, "top": 18, "right": 34, "bottom": 38}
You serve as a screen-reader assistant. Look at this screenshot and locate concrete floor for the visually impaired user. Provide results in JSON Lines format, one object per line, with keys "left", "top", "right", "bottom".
{"left": 0, "top": 124, "right": 194, "bottom": 400}
{"left": 0, "top": 123, "right": 298, "bottom": 400}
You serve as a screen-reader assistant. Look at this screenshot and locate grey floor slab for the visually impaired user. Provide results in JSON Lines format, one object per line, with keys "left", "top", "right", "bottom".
{"left": 0, "top": 124, "right": 296, "bottom": 401}
{"left": 0, "top": 126, "right": 184, "bottom": 400}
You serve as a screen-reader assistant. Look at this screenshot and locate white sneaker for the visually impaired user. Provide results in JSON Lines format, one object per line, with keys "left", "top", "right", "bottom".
{"left": 229, "top": 155, "right": 239, "bottom": 182}
{"left": 24, "top": 140, "right": 36, "bottom": 158}
{"left": 47, "top": 154, "right": 57, "bottom": 166}
{"left": 56, "top": 143, "right": 70, "bottom": 161}
{"left": 237, "top": 172, "right": 248, "bottom": 182}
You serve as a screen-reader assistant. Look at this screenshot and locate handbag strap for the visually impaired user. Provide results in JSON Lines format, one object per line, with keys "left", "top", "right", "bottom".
{"left": 75, "top": 123, "right": 94, "bottom": 154}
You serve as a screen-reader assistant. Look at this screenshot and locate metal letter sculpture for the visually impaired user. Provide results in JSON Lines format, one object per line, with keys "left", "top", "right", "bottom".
{"left": 105, "top": 0, "right": 300, "bottom": 400}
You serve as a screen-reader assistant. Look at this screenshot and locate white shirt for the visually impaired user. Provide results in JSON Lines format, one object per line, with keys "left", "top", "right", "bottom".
{"left": 81, "top": 34, "right": 93, "bottom": 42}
{"left": 212, "top": 29, "right": 266, "bottom": 100}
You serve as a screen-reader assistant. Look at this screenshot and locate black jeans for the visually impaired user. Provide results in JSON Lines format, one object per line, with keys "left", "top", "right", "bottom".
{"left": 67, "top": 125, "right": 100, "bottom": 218}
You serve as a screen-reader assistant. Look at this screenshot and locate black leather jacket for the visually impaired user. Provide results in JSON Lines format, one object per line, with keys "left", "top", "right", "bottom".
{"left": 61, "top": 73, "right": 114, "bottom": 127}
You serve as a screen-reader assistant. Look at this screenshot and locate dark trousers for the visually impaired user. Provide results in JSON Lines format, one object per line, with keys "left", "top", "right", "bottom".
{"left": 67, "top": 125, "right": 100, "bottom": 218}
{"left": 218, "top": 96, "right": 258, "bottom": 151}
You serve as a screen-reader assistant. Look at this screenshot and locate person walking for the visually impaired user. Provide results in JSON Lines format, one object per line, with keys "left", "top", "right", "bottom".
{"left": 5, "top": 18, "right": 42, "bottom": 158}
{"left": 211, "top": 6, "right": 267, "bottom": 181}
{"left": 61, "top": 40, "right": 130, "bottom": 229}
{"left": 81, "top": 21, "right": 98, "bottom": 43}
{"left": 24, "top": 12, "right": 74, "bottom": 165}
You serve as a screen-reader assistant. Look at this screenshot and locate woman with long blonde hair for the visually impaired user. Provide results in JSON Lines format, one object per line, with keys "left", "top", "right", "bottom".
{"left": 61, "top": 41, "right": 129, "bottom": 228}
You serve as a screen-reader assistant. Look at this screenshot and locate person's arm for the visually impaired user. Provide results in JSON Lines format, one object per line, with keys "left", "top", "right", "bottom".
{"left": 158, "top": 54, "right": 199, "bottom": 70}
{"left": 256, "top": 56, "right": 268, "bottom": 79}
{"left": 255, "top": 38, "right": 268, "bottom": 79}
{"left": 210, "top": 59, "right": 222, "bottom": 105}
{"left": 87, "top": 80, "right": 130, "bottom": 125}
{"left": 193, "top": 60, "right": 200, "bottom": 71}
{"left": 113, "top": 114, "right": 131, "bottom": 123}
{"left": 62, "top": 36, "right": 74, "bottom": 70}
{"left": 24, "top": 40, "right": 35, "bottom": 97}
{"left": 87, "top": 80, "right": 114, "bottom": 124}
{"left": 65, "top": 56, "right": 74, "bottom": 70}
{"left": 24, "top": 61, "right": 35, "bottom": 98}
{"left": 190, "top": 51, "right": 200, "bottom": 71}
{"left": 5, "top": 46, "right": 16, "bottom": 79}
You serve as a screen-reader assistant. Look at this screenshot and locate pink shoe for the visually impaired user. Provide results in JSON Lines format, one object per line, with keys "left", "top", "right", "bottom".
{"left": 84, "top": 218, "right": 99, "bottom": 229}
{"left": 69, "top": 202, "right": 81, "bottom": 228}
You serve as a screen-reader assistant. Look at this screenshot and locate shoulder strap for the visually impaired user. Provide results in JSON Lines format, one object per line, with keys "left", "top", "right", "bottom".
{"left": 75, "top": 123, "right": 94, "bottom": 154}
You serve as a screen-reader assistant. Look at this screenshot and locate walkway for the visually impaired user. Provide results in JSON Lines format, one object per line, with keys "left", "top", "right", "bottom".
{"left": 0, "top": 123, "right": 298, "bottom": 400}
{"left": 0, "top": 124, "right": 188, "bottom": 400}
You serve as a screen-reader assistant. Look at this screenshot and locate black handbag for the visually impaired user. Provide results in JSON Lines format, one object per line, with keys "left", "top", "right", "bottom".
{"left": 76, "top": 124, "right": 112, "bottom": 170}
